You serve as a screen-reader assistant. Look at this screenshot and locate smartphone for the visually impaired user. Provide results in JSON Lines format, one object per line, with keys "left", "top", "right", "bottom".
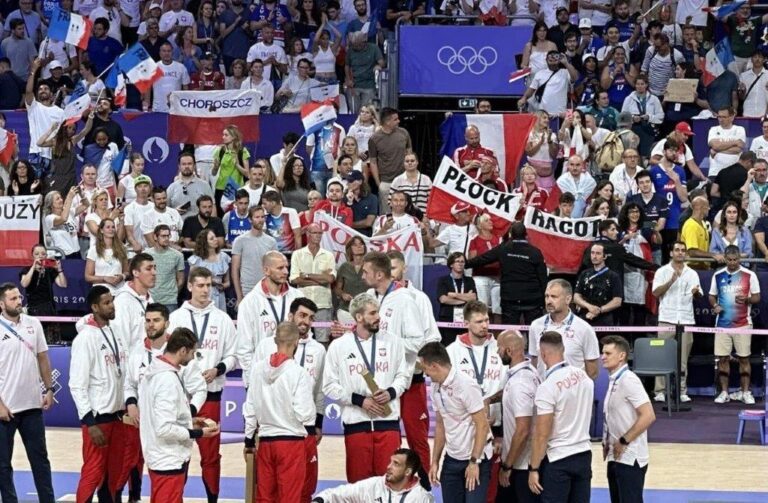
{"left": 41, "top": 259, "right": 58, "bottom": 269}
{"left": 180, "top": 201, "right": 192, "bottom": 210}
{"left": 642, "top": 220, "right": 656, "bottom": 230}
{"left": 386, "top": 213, "right": 394, "bottom": 224}
{"left": 116, "top": 197, "right": 123, "bottom": 207}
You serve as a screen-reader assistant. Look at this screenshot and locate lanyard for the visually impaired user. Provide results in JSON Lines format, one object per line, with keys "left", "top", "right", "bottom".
{"left": 604, "top": 365, "right": 629, "bottom": 439}
{"left": 353, "top": 333, "right": 376, "bottom": 375}
{"left": 451, "top": 277, "right": 464, "bottom": 294}
{"left": 189, "top": 311, "right": 211, "bottom": 347}
{"left": 388, "top": 490, "right": 409, "bottom": 503}
{"left": 508, "top": 362, "right": 536, "bottom": 380}
{"left": 544, "top": 312, "right": 574, "bottom": 330}
{"left": 467, "top": 344, "right": 489, "bottom": 386}
{"left": 545, "top": 361, "right": 568, "bottom": 380}
{"left": 379, "top": 281, "right": 396, "bottom": 305}
{"left": 299, "top": 342, "right": 307, "bottom": 368}
{"left": 587, "top": 266, "right": 610, "bottom": 284}
{"left": 0, "top": 317, "right": 34, "bottom": 352}
{"left": 99, "top": 326, "right": 122, "bottom": 377}
{"left": 267, "top": 296, "right": 286, "bottom": 325}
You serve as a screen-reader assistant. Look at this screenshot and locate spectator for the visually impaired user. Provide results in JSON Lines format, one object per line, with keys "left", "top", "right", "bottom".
{"left": 174, "top": 26, "right": 204, "bottom": 76}
{"left": 85, "top": 18, "right": 124, "bottom": 76}
{"left": 556, "top": 155, "right": 596, "bottom": 218}
{"left": 599, "top": 46, "right": 635, "bottom": 110}
{"left": 585, "top": 197, "right": 612, "bottom": 218}
{"left": 84, "top": 188, "right": 123, "bottom": 247}
{"left": 181, "top": 195, "right": 226, "bottom": 249}
{"left": 722, "top": 3, "right": 768, "bottom": 75}
{"left": 547, "top": 7, "right": 579, "bottom": 52}
{"left": 605, "top": 0, "right": 636, "bottom": 41}
{"left": 738, "top": 50, "right": 768, "bottom": 118}
{"left": 285, "top": 37, "right": 313, "bottom": 77}
{"left": 641, "top": 33, "right": 683, "bottom": 98}
{"left": 139, "top": 18, "right": 168, "bottom": 62}
{"left": 223, "top": 189, "right": 253, "bottom": 246}
{"left": 696, "top": 70, "right": 739, "bottom": 114}
{"left": 557, "top": 109, "right": 591, "bottom": 162}
{"left": 42, "top": 188, "right": 82, "bottom": 259}
{"left": 84, "top": 218, "right": 129, "bottom": 293}
{"left": 249, "top": 0, "right": 291, "bottom": 47}
{"left": 329, "top": 153, "right": 355, "bottom": 189}
{"left": 346, "top": 104, "right": 378, "bottom": 160}
{"left": 525, "top": 111, "right": 559, "bottom": 190}
{"left": 148, "top": 42, "right": 190, "bottom": 112}
{"left": 575, "top": 53, "right": 600, "bottom": 108}
{"left": 333, "top": 236, "right": 368, "bottom": 323}
{"left": 36, "top": 112, "right": 94, "bottom": 196}
{"left": 312, "top": 24, "right": 342, "bottom": 83}
{"left": 261, "top": 189, "right": 302, "bottom": 253}
{"left": 595, "top": 25, "right": 635, "bottom": 65}
{"left": 289, "top": 0, "right": 322, "bottom": 39}
{"left": 743, "top": 159, "right": 768, "bottom": 222}
{"left": 241, "top": 59, "right": 274, "bottom": 110}
{"left": 88, "top": 0, "right": 129, "bottom": 44}
{"left": 241, "top": 161, "right": 276, "bottom": 208}
{"left": 196, "top": 1, "right": 221, "bottom": 54}
{"left": 368, "top": 107, "right": 412, "bottom": 213}
{"left": 81, "top": 127, "right": 119, "bottom": 201}
{"left": 159, "top": 0, "right": 195, "bottom": 43}
{"left": 20, "top": 244, "right": 67, "bottom": 318}
{"left": 579, "top": 218, "right": 657, "bottom": 277}
{"left": 298, "top": 190, "right": 322, "bottom": 234}
{"left": 276, "top": 57, "right": 320, "bottom": 112}
{"left": 453, "top": 125, "right": 496, "bottom": 179}
{"left": 584, "top": 90, "right": 619, "bottom": 131}
{"left": 562, "top": 32, "right": 583, "bottom": 72}
{"left": 142, "top": 186, "right": 184, "bottom": 247}
{"left": 306, "top": 113, "right": 346, "bottom": 196}
{"left": 71, "top": 165, "right": 104, "bottom": 255}
{"left": 116, "top": 154, "right": 146, "bottom": 205}
{"left": 40, "top": 61, "right": 73, "bottom": 96}
{"left": 218, "top": 0, "right": 251, "bottom": 74}
{"left": 189, "top": 229, "right": 232, "bottom": 313}
{"left": 270, "top": 131, "right": 301, "bottom": 176}
{"left": 231, "top": 205, "right": 278, "bottom": 305}
{"left": 373, "top": 189, "right": 420, "bottom": 235}
{"left": 629, "top": 170, "right": 668, "bottom": 264}
{"left": 277, "top": 155, "right": 314, "bottom": 212}
{"left": 521, "top": 21, "right": 558, "bottom": 82}
{"left": 225, "top": 58, "right": 249, "bottom": 89}
{"left": 710, "top": 200, "right": 753, "bottom": 258}
{"left": 424, "top": 201, "right": 475, "bottom": 257}
{"left": 0, "top": 57, "right": 25, "bottom": 109}
{"left": 437, "top": 252, "right": 477, "bottom": 345}
{"left": 676, "top": 24, "right": 704, "bottom": 71}
{"left": 617, "top": 202, "right": 659, "bottom": 326}
{"left": 712, "top": 151, "right": 755, "bottom": 204}
{"left": 246, "top": 25, "right": 287, "bottom": 85}
{"left": 465, "top": 213, "right": 501, "bottom": 321}
{"left": 574, "top": 242, "right": 623, "bottom": 326}
{"left": 312, "top": 180, "right": 354, "bottom": 225}
{"left": 610, "top": 148, "right": 643, "bottom": 205}
{"left": 388, "top": 151, "right": 432, "bottom": 213}
{"left": 344, "top": 31, "right": 383, "bottom": 114}
{"left": 25, "top": 59, "right": 64, "bottom": 179}
{"left": 123, "top": 174, "right": 154, "bottom": 252}
{"left": 614, "top": 111, "right": 640, "bottom": 150}
{"left": 707, "top": 107, "right": 746, "bottom": 180}
{"left": 576, "top": 17, "right": 604, "bottom": 58}
{"left": 146, "top": 224, "right": 186, "bottom": 312}
{"left": 212, "top": 125, "right": 250, "bottom": 213}
{"left": 621, "top": 74, "right": 664, "bottom": 158}
{"left": 750, "top": 118, "right": 768, "bottom": 162}
{"left": 82, "top": 96, "right": 126, "bottom": 151}
{"left": 680, "top": 196, "right": 719, "bottom": 268}
{"left": 660, "top": 63, "right": 702, "bottom": 138}
{"left": 168, "top": 152, "right": 216, "bottom": 220}
{"left": 3, "top": 0, "right": 42, "bottom": 45}
{"left": 592, "top": 180, "right": 619, "bottom": 217}
{"left": 7, "top": 159, "right": 41, "bottom": 196}
{"left": 346, "top": 170, "right": 378, "bottom": 235}
{"left": 518, "top": 50, "right": 575, "bottom": 117}
{"left": 512, "top": 164, "right": 550, "bottom": 219}
{"left": 650, "top": 122, "right": 707, "bottom": 185}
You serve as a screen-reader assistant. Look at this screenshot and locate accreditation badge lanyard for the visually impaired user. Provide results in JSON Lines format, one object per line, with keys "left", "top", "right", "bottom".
{"left": 603, "top": 365, "right": 629, "bottom": 442}
{"left": 354, "top": 332, "right": 376, "bottom": 375}
{"left": 267, "top": 296, "right": 286, "bottom": 325}
{"left": 544, "top": 361, "right": 568, "bottom": 381}
{"left": 189, "top": 311, "right": 211, "bottom": 347}
{"left": 543, "top": 312, "right": 575, "bottom": 337}
{"left": 99, "top": 326, "right": 122, "bottom": 378}
{"left": 452, "top": 277, "right": 465, "bottom": 323}
{"left": 388, "top": 490, "right": 409, "bottom": 503}
{"left": 299, "top": 341, "right": 307, "bottom": 368}
{"left": 586, "top": 266, "right": 610, "bottom": 285}
{"left": 468, "top": 344, "right": 489, "bottom": 386}
{"left": 0, "top": 317, "right": 34, "bottom": 352}
{"left": 378, "top": 281, "right": 397, "bottom": 305}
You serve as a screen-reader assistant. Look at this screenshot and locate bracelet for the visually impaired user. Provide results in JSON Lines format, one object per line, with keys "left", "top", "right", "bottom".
{"left": 500, "top": 463, "right": 512, "bottom": 472}
{"left": 44, "top": 387, "right": 54, "bottom": 393}
{"left": 528, "top": 466, "right": 539, "bottom": 472}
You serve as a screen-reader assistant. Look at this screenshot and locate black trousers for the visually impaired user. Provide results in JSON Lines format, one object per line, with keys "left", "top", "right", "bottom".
{"left": 540, "top": 451, "right": 592, "bottom": 503}
{"left": 0, "top": 409, "right": 55, "bottom": 503}
{"left": 607, "top": 460, "right": 647, "bottom": 503}
{"left": 501, "top": 304, "right": 544, "bottom": 325}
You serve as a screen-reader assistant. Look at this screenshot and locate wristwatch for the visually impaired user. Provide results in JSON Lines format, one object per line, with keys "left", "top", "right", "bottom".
{"left": 528, "top": 465, "right": 539, "bottom": 472}
{"left": 44, "top": 387, "right": 54, "bottom": 393}
{"left": 469, "top": 456, "right": 481, "bottom": 465}
{"left": 619, "top": 436, "right": 629, "bottom": 446}
{"left": 500, "top": 463, "right": 512, "bottom": 472}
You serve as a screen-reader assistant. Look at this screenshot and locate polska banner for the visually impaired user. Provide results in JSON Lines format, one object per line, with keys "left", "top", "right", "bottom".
{"left": 523, "top": 206, "right": 602, "bottom": 273}
{"left": 0, "top": 195, "right": 42, "bottom": 266}
{"left": 426, "top": 156, "right": 520, "bottom": 235}
{"left": 168, "top": 89, "right": 261, "bottom": 144}
{"left": 315, "top": 212, "right": 424, "bottom": 289}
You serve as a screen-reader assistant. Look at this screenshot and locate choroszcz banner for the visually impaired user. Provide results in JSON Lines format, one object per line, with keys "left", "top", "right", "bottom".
{"left": 315, "top": 212, "right": 424, "bottom": 289}
{"left": 0, "top": 195, "right": 41, "bottom": 266}
{"left": 524, "top": 206, "right": 602, "bottom": 273}
{"left": 168, "top": 89, "right": 261, "bottom": 144}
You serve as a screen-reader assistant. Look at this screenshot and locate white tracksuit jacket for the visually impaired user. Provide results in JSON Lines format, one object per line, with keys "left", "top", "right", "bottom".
{"left": 254, "top": 333, "right": 326, "bottom": 428}
{"left": 405, "top": 280, "right": 441, "bottom": 344}
{"left": 112, "top": 283, "right": 153, "bottom": 350}
{"left": 169, "top": 301, "right": 238, "bottom": 394}
{"left": 123, "top": 338, "right": 208, "bottom": 414}
{"left": 368, "top": 283, "right": 426, "bottom": 374}
{"left": 243, "top": 353, "right": 316, "bottom": 441}
{"left": 236, "top": 279, "right": 304, "bottom": 385}
{"left": 139, "top": 356, "right": 198, "bottom": 471}
{"left": 322, "top": 331, "right": 410, "bottom": 426}
{"left": 447, "top": 334, "right": 508, "bottom": 428}
{"left": 69, "top": 318, "right": 128, "bottom": 424}
{"left": 314, "top": 476, "right": 434, "bottom": 502}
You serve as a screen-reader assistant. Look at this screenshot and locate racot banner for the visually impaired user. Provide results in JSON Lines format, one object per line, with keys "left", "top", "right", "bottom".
{"left": 0, "top": 195, "right": 42, "bottom": 266}
{"left": 523, "top": 206, "right": 602, "bottom": 273}
{"left": 168, "top": 89, "right": 261, "bottom": 144}
{"left": 315, "top": 211, "right": 424, "bottom": 289}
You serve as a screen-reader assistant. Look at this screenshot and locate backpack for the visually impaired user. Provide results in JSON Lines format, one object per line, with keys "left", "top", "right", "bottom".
{"left": 595, "top": 130, "right": 629, "bottom": 173}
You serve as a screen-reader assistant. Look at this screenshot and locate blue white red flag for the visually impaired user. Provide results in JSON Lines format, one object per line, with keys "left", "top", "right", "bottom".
{"left": 62, "top": 94, "right": 91, "bottom": 126}
{"left": 703, "top": 0, "right": 747, "bottom": 20}
{"left": 47, "top": 7, "right": 92, "bottom": 50}
{"left": 114, "top": 44, "right": 164, "bottom": 94}
{"left": 104, "top": 66, "right": 127, "bottom": 107}
{"left": 702, "top": 38, "right": 735, "bottom": 86}
{"left": 301, "top": 100, "right": 336, "bottom": 136}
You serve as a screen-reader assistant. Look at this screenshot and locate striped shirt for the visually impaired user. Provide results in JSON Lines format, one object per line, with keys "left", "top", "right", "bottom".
{"left": 641, "top": 47, "right": 684, "bottom": 97}
{"left": 388, "top": 172, "right": 433, "bottom": 212}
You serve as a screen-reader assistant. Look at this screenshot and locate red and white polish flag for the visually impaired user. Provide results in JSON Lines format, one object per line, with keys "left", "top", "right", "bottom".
{"left": 0, "top": 196, "right": 42, "bottom": 266}
{"left": 167, "top": 89, "right": 261, "bottom": 144}
{"left": 0, "top": 127, "right": 17, "bottom": 166}
{"left": 523, "top": 206, "right": 602, "bottom": 273}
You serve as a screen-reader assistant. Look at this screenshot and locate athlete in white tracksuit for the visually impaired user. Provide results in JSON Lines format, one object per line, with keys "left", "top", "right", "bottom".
{"left": 312, "top": 474, "right": 434, "bottom": 502}
{"left": 112, "top": 282, "right": 154, "bottom": 350}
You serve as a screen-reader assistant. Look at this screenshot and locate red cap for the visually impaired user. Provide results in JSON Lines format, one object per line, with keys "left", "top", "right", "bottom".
{"left": 674, "top": 122, "right": 695, "bottom": 136}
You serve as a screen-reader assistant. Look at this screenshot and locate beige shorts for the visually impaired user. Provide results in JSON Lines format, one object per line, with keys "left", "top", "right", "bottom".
{"left": 714, "top": 328, "right": 752, "bottom": 358}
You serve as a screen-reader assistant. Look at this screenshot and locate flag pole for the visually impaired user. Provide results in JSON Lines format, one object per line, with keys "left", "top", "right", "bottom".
{"left": 640, "top": 0, "right": 666, "bottom": 18}
{"left": 96, "top": 61, "right": 116, "bottom": 81}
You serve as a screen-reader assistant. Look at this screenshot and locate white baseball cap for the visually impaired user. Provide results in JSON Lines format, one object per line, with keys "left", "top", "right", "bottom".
{"left": 579, "top": 18, "right": 592, "bottom": 29}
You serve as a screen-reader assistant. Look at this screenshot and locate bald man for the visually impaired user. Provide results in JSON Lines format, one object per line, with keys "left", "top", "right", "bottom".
{"left": 556, "top": 155, "right": 596, "bottom": 218}
{"left": 453, "top": 125, "right": 496, "bottom": 178}
{"left": 497, "top": 331, "right": 541, "bottom": 503}
{"left": 680, "top": 196, "right": 722, "bottom": 268}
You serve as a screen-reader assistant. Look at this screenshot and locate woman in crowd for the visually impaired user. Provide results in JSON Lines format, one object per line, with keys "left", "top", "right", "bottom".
{"left": 467, "top": 213, "right": 501, "bottom": 323}
{"left": 116, "top": 153, "right": 145, "bottom": 205}
{"left": 20, "top": 245, "right": 67, "bottom": 340}
{"left": 212, "top": 126, "right": 250, "bottom": 213}
{"left": 290, "top": 0, "right": 323, "bottom": 39}
{"left": 81, "top": 127, "right": 119, "bottom": 201}
{"left": 37, "top": 112, "right": 94, "bottom": 195}
{"left": 174, "top": 26, "right": 203, "bottom": 75}
{"left": 575, "top": 54, "right": 601, "bottom": 108}
{"left": 617, "top": 202, "right": 659, "bottom": 326}
{"left": 7, "top": 159, "right": 41, "bottom": 196}
{"left": 333, "top": 236, "right": 368, "bottom": 324}
{"left": 85, "top": 189, "right": 124, "bottom": 248}
{"left": 621, "top": 73, "right": 664, "bottom": 158}
{"left": 311, "top": 23, "right": 342, "bottom": 83}
{"left": 78, "top": 62, "right": 106, "bottom": 104}
{"left": 711, "top": 200, "right": 754, "bottom": 257}
{"left": 298, "top": 189, "right": 322, "bottom": 234}
{"left": 511, "top": 164, "right": 550, "bottom": 220}
{"left": 225, "top": 59, "right": 249, "bottom": 89}
{"left": 189, "top": 229, "right": 231, "bottom": 311}
{"left": 42, "top": 187, "right": 83, "bottom": 260}
{"left": 520, "top": 21, "right": 557, "bottom": 82}
{"left": 558, "top": 109, "right": 592, "bottom": 162}
{"left": 525, "top": 110, "right": 559, "bottom": 191}
{"left": 584, "top": 90, "right": 619, "bottom": 131}
{"left": 585, "top": 196, "right": 612, "bottom": 218}
{"left": 346, "top": 105, "right": 378, "bottom": 160}
{"left": 437, "top": 251, "right": 477, "bottom": 345}
{"left": 277, "top": 155, "right": 314, "bottom": 212}
{"left": 600, "top": 45, "right": 636, "bottom": 110}
{"left": 84, "top": 218, "right": 129, "bottom": 293}
{"left": 195, "top": 0, "right": 219, "bottom": 55}
{"left": 340, "top": 136, "right": 364, "bottom": 174}
{"left": 592, "top": 180, "right": 619, "bottom": 217}
{"left": 659, "top": 4, "right": 683, "bottom": 47}
{"left": 286, "top": 37, "right": 314, "bottom": 77}
{"left": 388, "top": 151, "right": 432, "bottom": 214}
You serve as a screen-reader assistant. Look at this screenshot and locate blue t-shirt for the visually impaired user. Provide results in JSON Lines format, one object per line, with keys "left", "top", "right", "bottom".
{"left": 39, "top": 0, "right": 61, "bottom": 20}
{"left": 224, "top": 211, "right": 251, "bottom": 244}
{"left": 87, "top": 36, "right": 123, "bottom": 75}
{"left": 346, "top": 18, "right": 378, "bottom": 43}
{"left": 605, "top": 18, "right": 636, "bottom": 42}
{"left": 648, "top": 164, "right": 686, "bottom": 230}
{"left": 219, "top": 8, "right": 251, "bottom": 59}
{"left": 606, "top": 64, "right": 632, "bottom": 110}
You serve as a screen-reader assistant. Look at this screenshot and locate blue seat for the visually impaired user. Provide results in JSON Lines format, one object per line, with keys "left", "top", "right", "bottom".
{"left": 736, "top": 410, "right": 766, "bottom": 445}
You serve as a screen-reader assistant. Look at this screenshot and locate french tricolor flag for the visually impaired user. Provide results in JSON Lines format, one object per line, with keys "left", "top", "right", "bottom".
{"left": 115, "top": 44, "right": 164, "bottom": 94}
{"left": 702, "top": 38, "right": 735, "bottom": 86}
{"left": 62, "top": 94, "right": 91, "bottom": 126}
{"left": 47, "top": 7, "right": 92, "bottom": 50}
{"left": 0, "top": 127, "right": 16, "bottom": 166}
{"left": 703, "top": 0, "right": 747, "bottom": 20}
{"left": 301, "top": 100, "right": 336, "bottom": 136}
{"left": 105, "top": 66, "right": 127, "bottom": 107}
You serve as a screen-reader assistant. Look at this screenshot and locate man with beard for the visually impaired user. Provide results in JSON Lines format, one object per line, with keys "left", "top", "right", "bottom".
{"left": 312, "top": 180, "right": 354, "bottom": 225}
{"left": 452, "top": 126, "right": 496, "bottom": 179}
{"left": 69, "top": 286, "right": 129, "bottom": 502}
{"left": 181, "top": 196, "right": 226, "bottom": 248}
{"left": 574, "top": 243, "right": 624, "bottom": 327}
{"left": 231, "top": 206, "right": 279, "bottom": 304}
{"left": 323, "top": 293, "right": 411, "bottom": 483}
{"left": 346, "top": 0, "right": 380, "bottom": 43}
{"left": 142, "top": 186, "right": 184, "bottom": 247}
{"left": 168, "top": 152, "right": 216, "bottom": 221}
{"left": 241, "top": 161, "right": 276, "bottom": 209}
{"left": 312, "top": 449, "right": 433, "bottom": 502}
{"left": 25, "top": 58, "right": 64, "bottom": 178}
{"left": 147, "top": 225, "right": 186, "bottom": 313}
{"left": 254, "top": 298, "right": 326, "bottom": 501}
{"left": 112, "top": 253, "right": 157, "bottom": 350}
{"left": 648, "top": 139, "right": 688, "bottom": 257}
{"left": 0, "top": 283, "right": 55, "bottom": 503}
{"left": 547, "top": 7, "right": 579, "bottom": 53}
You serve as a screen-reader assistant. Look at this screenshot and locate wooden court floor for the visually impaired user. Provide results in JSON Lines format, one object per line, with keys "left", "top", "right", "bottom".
{"left": 10, "top": 428, "right": 768, "bottom": 494}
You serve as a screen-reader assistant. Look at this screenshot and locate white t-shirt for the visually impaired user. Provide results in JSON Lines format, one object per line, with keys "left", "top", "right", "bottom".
{"left": 750, "top": 136, "right": 768, "bottom": 162}
{"left": 44, "top": 211, "right": 79, "bottom": 256}
{"left": 596, "top": 41, "right": 632, "bottom": 63}
{"left": 650, "top": 141, "right": 694, "bottom": 165}
{"left": 241, "top": 77, "right": 275, "bottom": 109}
{"left": 534, "top": 362, "right": 594, "bottom": 462}
{"left": 578, "top": 0, "right": 611, "bottom": 27}
{"left": 0, "top": 314, "right": 48, "bottom": 413}
{"left": 141, "top": 207, "right": 183, "bottom": 242}
{"left": 118, "top": 175, "right": 137, "bottom": 203}
{"left": 603, "top": 366, "right": 650, "bottom": 467}
{"left": 372, "top": 213, "right": 420, "bottom": 235}
{"left": 651, "top": 264, "right": 701, "bottom": 325}
{"left": 120, "top": 0, "right": 142, "bottom": 28}
{"left": 739, "top": 69, "right": 768, "bottom": 119}
{"left": 707, "top": 125, "right": 747, "bottom": 178}
{"left": 535, "top": 0, "right": 567, "bottom": 28}
{"left": 436, "top": 224, "right": 477, "bottom": 257}
{"left": 86, "top": 246, "right": 125, "bottom": 293}
{"left": 95, "top": 142, "right": 119, "bottom": 189}
{"left": 159, "top": 9, "right": 195, "bottom": 40}
{"left": 528, "top": 311, "right": 600, "bottom": 377}
{"left": 123, "top": 199, "right": 153, "bottom": 249}
{"left": 27, "top": 99, "right": 64, "bottom": 158}
{"left": 74, "top": 0, "right": 99, "bottom": 16}
{"left": 152, "top": 61, "right": 190, "bottom": 112}
{"left": 502, "top": 361, "right": 540, "bottom": 470}
{"left": 675, "top": 0, "right": 708, "bottom": 27}
{"left": 246, "top": 42, "right": 287, "bottom": 80}
{"left": 84, "top": 212, "right": 121, "bottom": 248}
{"left": 38, "top": 39, "right": 77, "bottom": 78}
{"left": 529, "top": 68, "right": 570, "bottom": 116}
{"left": 88, "top": 6, "right": 124, "bottom": 43}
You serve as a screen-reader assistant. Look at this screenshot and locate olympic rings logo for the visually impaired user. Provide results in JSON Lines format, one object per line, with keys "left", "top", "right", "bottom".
{"left": 437, "top": 46, "right": 498, "bottom": 75}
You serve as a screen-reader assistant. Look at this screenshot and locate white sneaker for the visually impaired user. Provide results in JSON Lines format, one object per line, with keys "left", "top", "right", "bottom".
{"left": 743, "top": 391, "right": 756, "bottom": 405}
{"left": 730, "top": 390, "right": 744, "bottom": 402}
{"left": 653, "top": 392, "right": 665, "bottom": 402}
{"left": 714, "top": 391, "right": 730, "bottom": 404}
{"left": 680, "top": 394, "right": 691, "bottom": 403}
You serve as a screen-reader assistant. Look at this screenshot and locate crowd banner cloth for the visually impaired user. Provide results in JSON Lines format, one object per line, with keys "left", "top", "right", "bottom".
{"left": 0, "top": 195, "right": 42, "bottom": 266}
{"left": 168, "top": 90, "right": 261, "bottom": 144}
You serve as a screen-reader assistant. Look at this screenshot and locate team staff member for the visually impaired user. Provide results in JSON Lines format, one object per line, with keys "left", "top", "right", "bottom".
{"left": 497, "top": 330, "right": 540, "bottom": 503}
{"left": 237, "top": 251, "right": 304, "bottom": 385}
{"left": 446, "top": 301, "right": 507, "bottom": 502}
{"left": 323, "top": 293, "right": 411, "bottom": 483}
{"left": 168, "top": 267, "right": 238, "bottom": 502}
{"left": 529, "top": 332, "right": 594, "bottom": 503}
{"left": 0, "top": 283, "right": 55, "bottom": 503}
{"left": 420, "top": 341, "right": 493, "bottom": 503}
{"left": 69, "top": 286, "right": 129, "bottom": 503}
{"left": 112, "top": 253, "right": 157, "bottom": 349}
{"left": 601, "top": 336, "right": 656, "bottom": 503}
{"left": 244, "top": 322, "right": 316, "bottom": 502}
{"left": 528, "top": 279, "right": 600, "bottom": 379}
{"left": 254, "top": 298, "right": 326, "bottom": 502}
{"left": 574, "top": 243, "right": 624, "bottom": 326}
{"left": 139, "top": 328, "right": 220, "bottom": 502}
{"left": 312, "top": 449, "right": 434, "bottom": 502}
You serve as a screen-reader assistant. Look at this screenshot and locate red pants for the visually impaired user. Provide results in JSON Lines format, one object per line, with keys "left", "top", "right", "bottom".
{"left": 149, "top": 468, "right": 186, "bottom": 503}
{"left": 256, "top": 438, "right": 306, "bottom": 503}
{"left": 302, "top": 434, "right": 318, "bottom": 503}
{"left": 400, "top": 381, "right": 431, "bottom": 473}
{"left": 344, "top": 430, "right": 401, "bottom": 483}
{"left": 116, "top": 422, "right": 144, "bottom": 493}
{"left": 196, "top": 399, "right": 221, "bottom": 498}
{"left": 76, "top": 420, "right": 125, "bottom": 503}
{"left": 487, "top": 452, "right": 500, "bottom": 502}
